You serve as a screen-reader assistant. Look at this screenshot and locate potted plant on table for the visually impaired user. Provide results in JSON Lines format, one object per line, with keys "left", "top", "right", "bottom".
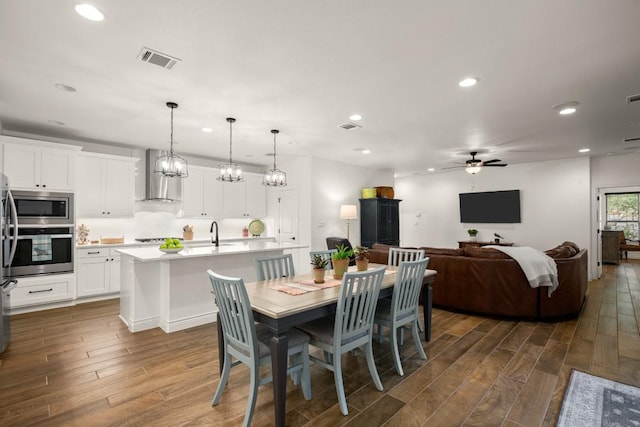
{"left": 353, "top": 245, "right": 369, "bottom": 271}
{"left": 310, "top": 254, "right": 329, "bottom": 284}
{"left": 332, "top": 244, "right": 353, "bottom": 279}
{"left": 467, "top": 229, "right": 478, "bottom": 241}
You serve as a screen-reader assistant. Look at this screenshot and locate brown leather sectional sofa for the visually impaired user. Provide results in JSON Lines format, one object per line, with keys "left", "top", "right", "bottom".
{"left": 368, "top": 242, "right": 588, "bottom": 319}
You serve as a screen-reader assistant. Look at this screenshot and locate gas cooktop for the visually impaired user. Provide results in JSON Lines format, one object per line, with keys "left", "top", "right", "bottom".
{"left": 135, "top": 237, "right": 184, "bottom": 243}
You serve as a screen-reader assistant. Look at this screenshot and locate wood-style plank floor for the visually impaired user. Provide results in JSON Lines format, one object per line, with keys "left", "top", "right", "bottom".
{"left": 1, "top": 260, "right": 639, "bottom": 426}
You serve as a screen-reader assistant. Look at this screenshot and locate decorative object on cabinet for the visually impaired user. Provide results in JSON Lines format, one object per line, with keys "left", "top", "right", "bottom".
{"left": 375, "top": 186, "right": 394, "bottom": 199}
{"left": 262, "top": 129, "right": 287, "bottom": 186}
{"left": 361, "top": 187, "right": 376, "bottom": 199}
{"left": 154, "top": 102, "right": 189, "bottom": 178}
{"left": 76, "top": 224, "right": 89, "bottom": 245}
{"left": 467, "top": 228, "right": 478, "bottom": 241}
{"left": 218, "top": 117, "right": 244, "bottom": 182}
{"left": 100, "top": 236, "right": 125, "bottom": 244}
{"left": 360, "top": 198, "right": 401, "bottom": 248}
{"left": 339, "top": 204, "right": 357, "bottom": 240}
{"left": 182, "top": 224, "right": 194, "bottom": 240}
{"left": 248, "top": 219, "right": 265, "bottom": 237}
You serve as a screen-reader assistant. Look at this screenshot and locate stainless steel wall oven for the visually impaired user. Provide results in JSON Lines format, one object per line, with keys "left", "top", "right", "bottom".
{"left": 3, "top": 191, "right": 74, "bottom": 277}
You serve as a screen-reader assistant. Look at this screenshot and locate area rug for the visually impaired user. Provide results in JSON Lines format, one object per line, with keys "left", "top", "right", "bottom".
{"left": 557, "top": 369, "right": 640, "bottom": 426}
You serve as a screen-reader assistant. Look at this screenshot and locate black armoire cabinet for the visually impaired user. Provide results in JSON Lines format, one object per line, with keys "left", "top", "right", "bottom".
{"left": 360, "top": 198, "right": 401, "bottom": 248}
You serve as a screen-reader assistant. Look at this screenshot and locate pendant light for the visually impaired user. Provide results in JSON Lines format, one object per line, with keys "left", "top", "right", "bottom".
{"left": 262, "top": 129, "right": 287, "bottom": 187}
{"left": 154, "top": 102, "right": 189, "bottom": 178}
{"left": 217, "top": 117, "right": 243, "bottom": 182}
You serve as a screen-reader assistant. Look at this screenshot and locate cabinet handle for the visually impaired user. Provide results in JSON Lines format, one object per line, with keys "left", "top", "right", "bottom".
{"left": 35, "top": 184, "right": 40, "bottom": 187}
{"left": 106, "top": 258, "right": 110, "bottom": 262}
{"left": 88, "top": 251, "right": 101, "bottom": 254}
{"left": 29, "top": 288, "right": 53, "bottom": 294}
{"left": 107, "top": 212, "right": 110, "bottom": 215}
{"left": 42, "top": 184, "right": 46, "bottom": 188}
{"left": 102, "top": 211, "right": 106, "bottom": 214}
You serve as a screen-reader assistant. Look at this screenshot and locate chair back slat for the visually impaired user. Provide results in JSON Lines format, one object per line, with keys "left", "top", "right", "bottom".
{"left": 388, "top": 248, "right": 425, "bottom": 266}
{"left": 207, "top": 270, "right": 257, "bottom": 358}
{"left": 335, "top": 268, "right": 385, "bottom": 346}
{"left": 392, "top": 258, "right": 429, "bottom": 319}
{"left": 309, "top": 249, "right": 337, "bottom": 270}
{"left": 254, "top": 254, "right": 295, "bottom": 281}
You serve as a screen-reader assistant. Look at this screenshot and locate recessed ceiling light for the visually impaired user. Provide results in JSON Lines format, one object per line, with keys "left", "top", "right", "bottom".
{"left": 361, "top": 149, "right": 371, "bottom": 154}
{"left": 75, "top": 4, "right": 104, "bottom": 21}
{"left": 553, "top": 101, "right": 579, "bottom": 115}
{"left": 459, "top": 77, "right": 478, "bottom": 87}
{"left": 579, "top": 148, "right": 590, "bottom": 153}
{"left": 427, "top": 168, "right": 435, "bottom": 172}
{"left": 54, "top": 83, "right": 76, "bottom": 92}
{"left": 349, "top": 114, "right": 362, "bottom": 121}
{"left": 202, "top": 127, "right": 213, "bottom": 133}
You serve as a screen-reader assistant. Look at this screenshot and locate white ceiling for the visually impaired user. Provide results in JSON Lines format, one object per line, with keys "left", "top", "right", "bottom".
{"left": 1, "top": 1, "right": 639, "bottom": 176}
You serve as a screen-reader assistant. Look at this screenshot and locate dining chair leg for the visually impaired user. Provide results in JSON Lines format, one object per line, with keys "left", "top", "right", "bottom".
{"left": 411, "top": 322, "right": 427, "bottom": 360}
{"left": 416, "top": 308, "right": 424, "bottom": 333}
{"left": 365, "top": 341, "right": 384, "bottom": 391}
{"left": 301, "top": 345, "right": 312, "bottom": 401}
{"left": 212, "top": 353, "right": 232, "bottom": 405}
{"left": 243, "top": 365, "right": 260, "bottom": 427}
{"left": 333, "top": 356, "right": 349, "bottom": 415}
{"left": 391, "top": 324, "right": 404, "bottom": 376}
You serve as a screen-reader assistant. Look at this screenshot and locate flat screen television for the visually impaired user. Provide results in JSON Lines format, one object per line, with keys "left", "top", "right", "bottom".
{"left": 459, "top": 190, "right": 521, "bottom": 223}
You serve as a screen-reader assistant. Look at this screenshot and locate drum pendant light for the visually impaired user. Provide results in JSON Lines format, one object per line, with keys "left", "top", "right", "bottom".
{"left": 217, "top": 117, "right": 243, "bottom": 182}
{"left": 262, "top": 129, "right": 287, "bottom": 186}
{"left": 154, "top": 102, "right": 189, "bottom": 178}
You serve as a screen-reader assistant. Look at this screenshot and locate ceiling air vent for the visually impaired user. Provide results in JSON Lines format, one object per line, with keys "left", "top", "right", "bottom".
{"left": 338, "top": 122, "right": 362, "bottom": 130}
{"left": 627, "top": 94, "right": 640, "bottom": 104}
{"left": 137, "top": 47, "right": 181, "bottom": 69}
{"left": 623, "top": 137, "right": 640, "bottom": 143}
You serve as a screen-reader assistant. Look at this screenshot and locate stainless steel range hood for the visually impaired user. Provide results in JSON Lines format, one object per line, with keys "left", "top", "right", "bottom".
{"left": 142, "top": 149, "right": 182, "bottom": 202}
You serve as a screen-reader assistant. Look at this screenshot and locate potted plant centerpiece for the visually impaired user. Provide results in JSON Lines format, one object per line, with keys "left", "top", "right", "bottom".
{"left": 353, "top": 245, "right": 369, "bottom": 271}
{"left": 467, "top": 228, "right": 478, "bottom": 241}
{"left": 310, "top": 254, "right": 329, "bottom": 284}
{"left": 332, "top": 244, "right": 353, "bottom": 279}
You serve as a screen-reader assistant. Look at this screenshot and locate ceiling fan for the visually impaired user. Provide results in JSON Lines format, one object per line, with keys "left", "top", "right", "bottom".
{"left": 464, "top": 151, "right": 508, "bottom": 174}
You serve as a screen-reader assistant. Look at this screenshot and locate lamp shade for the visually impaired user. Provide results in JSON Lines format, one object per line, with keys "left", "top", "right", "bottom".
{"left": 340, "top": 205, "right": 357, "bottom": 220}
{"left": 466, "top": 165, "right": 481, "bottom": 175}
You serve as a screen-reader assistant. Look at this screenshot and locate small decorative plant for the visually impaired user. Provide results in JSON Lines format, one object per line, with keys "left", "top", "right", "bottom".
{"left": 332, "top": 244, "right": 354, "bottom": 260}
{"left": 353, "top": 245, "right": 369, "bottom": 261}
{"left": 310, "top": 254, "right": 330, "bottom": 270}
{"left": 467, "top": 229, "right": 478, "bottom": 236}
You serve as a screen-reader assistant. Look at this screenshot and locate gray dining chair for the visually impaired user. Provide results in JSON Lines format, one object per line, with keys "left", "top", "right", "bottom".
{"left": 296, "top": 267, "right": 386, "bottom": 416}
{"left": 374, "top": 258, "right": 429, "bottom": 376}
{"left": 387, "top": 247, "right": 426, "bottom": 332}
{"left": 309, "top": 249, "right": 336, "bottom": 270}
{"left": 254, "top": 253, "right": 295, "bottom": 281}
{"left": 207, "top": 270, "right": 312, "bottom": 427}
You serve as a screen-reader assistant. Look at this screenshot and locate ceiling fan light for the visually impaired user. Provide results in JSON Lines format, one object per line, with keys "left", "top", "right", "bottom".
{"left": 466, "top": 165, "right": 482, "bottom": 174}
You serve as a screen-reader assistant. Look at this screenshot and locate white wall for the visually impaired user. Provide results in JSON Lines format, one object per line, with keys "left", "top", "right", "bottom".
{"left": 395, "top": 157, "right": 591, "bottom": 256}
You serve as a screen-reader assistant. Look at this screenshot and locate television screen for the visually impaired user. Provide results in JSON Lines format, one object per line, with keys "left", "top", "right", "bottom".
{"left": 459, "top": 190, "right": 521, "bottom": 223}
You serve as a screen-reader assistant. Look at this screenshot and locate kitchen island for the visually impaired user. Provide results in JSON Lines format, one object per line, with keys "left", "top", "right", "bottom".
{"left": 116, "top": 241, "right": 307, "bottom": 333}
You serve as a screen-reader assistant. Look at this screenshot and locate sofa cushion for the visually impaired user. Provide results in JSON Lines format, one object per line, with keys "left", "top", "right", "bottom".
{"left": 421, "top": 247, "right": 464, "bottom": 256}
{"left": 463, "top": 247, "right": 513, "bottom": 259}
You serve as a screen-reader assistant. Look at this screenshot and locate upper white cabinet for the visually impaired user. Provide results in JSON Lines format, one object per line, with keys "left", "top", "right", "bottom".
{"left": 76, "top": 152, "right": 137, "bottom": 217}
{"left": 1, "top": 137, "right": 80, "bottom": 191}
{"left": 182, "top": 166, "right": 223, "bottom": 218}
{"left": 222, "top": 172, "right": 267, "bottom": 218}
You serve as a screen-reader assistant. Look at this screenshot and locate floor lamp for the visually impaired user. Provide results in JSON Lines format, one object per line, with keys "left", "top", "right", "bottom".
{"left": 340, "top": 205, "right": 357, "bottom": 241}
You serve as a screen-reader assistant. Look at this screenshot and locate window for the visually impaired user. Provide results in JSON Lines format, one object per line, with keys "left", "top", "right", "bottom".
{"left": 606, "top": 193, "right": 639, "bottom": 240}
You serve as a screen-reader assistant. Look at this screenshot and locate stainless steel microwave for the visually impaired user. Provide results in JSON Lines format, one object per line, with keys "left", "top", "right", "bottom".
{"left": 10, "top": 190, "right": 74, "bottom": 225}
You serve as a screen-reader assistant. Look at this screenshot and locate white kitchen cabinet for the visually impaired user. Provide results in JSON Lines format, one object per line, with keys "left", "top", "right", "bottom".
{"left": 76, "top": 152, "right": 137, "bottom": 217}
{"left": 10, "top": 273, "right": 75, "bottom": 308}
{"left": 182, "top": 166, "right": 223, "bottom": 218}
{"left": 2, "top": 138, "right": 80, "bottom": 191}
{"left": 76, "top": 247, "right": 122, "bottom": 297}
{"left": 222, "top": 172, "right": 267, "bottom": 218}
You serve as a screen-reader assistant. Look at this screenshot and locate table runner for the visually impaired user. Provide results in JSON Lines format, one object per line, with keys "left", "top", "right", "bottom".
{"left": 269, "top": 269, "right": 395, "bottom": 295}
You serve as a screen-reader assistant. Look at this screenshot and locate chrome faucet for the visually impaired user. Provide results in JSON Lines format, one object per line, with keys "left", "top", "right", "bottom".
{"left": 210, "top": 221, "right": 219, "bottom": 247}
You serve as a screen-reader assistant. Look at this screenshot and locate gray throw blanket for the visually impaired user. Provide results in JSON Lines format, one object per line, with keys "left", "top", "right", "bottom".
{"left": 485, "top": 245, "right": 559, "bottom": 296}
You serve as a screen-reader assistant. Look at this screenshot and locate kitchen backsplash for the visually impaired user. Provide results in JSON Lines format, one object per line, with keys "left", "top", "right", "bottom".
{"left": 76, "top": 213, "right": 273, "bottom": 242}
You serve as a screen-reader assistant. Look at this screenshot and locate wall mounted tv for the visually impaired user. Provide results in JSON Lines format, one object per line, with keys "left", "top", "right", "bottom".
{"left": 459, "top": 190, "right": 521, "bottom": 223}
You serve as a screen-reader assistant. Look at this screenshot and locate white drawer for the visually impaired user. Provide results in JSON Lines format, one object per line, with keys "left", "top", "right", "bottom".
{"left": 77, "top": 247, "right": 120, "bottom": 259}
{"left": 11, "top": 274, "right": 74, "bottom": 307}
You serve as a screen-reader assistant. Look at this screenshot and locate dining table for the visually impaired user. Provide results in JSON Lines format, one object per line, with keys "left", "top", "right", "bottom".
{"left": 215, "top": 263, "right": 437, "bottom": 427}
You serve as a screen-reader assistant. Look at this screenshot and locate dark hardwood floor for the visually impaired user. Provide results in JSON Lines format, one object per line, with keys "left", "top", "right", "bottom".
{"left": 1, "top": 260, "right": 639, "bottom": 426}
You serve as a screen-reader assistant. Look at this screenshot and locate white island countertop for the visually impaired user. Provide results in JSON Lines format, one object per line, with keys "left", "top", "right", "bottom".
{"left": 116, "top": 241, "right": 307, "bottom": 262}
